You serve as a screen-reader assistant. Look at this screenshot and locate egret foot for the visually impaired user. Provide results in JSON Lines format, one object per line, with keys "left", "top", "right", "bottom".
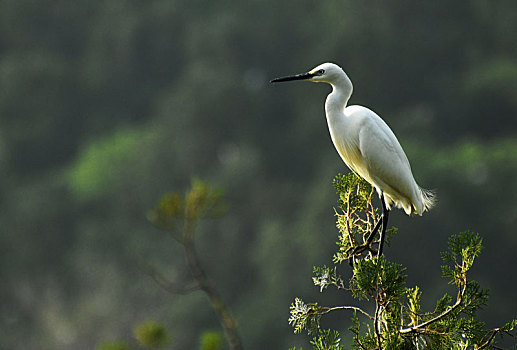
{"left": 351, "top": 213, "right": 383, "bottom": 256}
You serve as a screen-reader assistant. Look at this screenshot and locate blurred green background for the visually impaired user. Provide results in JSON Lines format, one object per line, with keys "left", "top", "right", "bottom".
{"left": 1, "top": 0, "right": 516, "bottom": 349}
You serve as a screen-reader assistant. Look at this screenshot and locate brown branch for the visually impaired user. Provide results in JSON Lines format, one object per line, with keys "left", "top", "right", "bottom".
{"left": 374, "top": 302, "right": 382, "bottom": 349}
{"left": 345, "top": 192, "right": 354, "bottom": 248}
{"left": 182, "top": 225, "right": 244, "bottom": 350}
{"left": 355, "top": 336, "right": 368, "bottom": 350}
{"left": 490, "top": 345, "right": 505, "bottom": 350}
{"left": 147, "top": 218, "right": 184, "bottom": 244}
{"left": 400, "top": 277, "right": 467, "bottom": 334}
{"left": 320, "top": 305, "right": 374, "bottom": 320}
{"left": 142, "top": 263, "right": 200, "bottom": 295}
{"left": 477, "top": 327, "right": 516, "bottom": 350}
{"left": 477, "top": 328, "right": 500, "bottom": 350}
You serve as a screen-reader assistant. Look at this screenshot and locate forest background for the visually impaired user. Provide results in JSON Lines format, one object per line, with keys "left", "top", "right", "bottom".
{"left": 1, "top": 1, "right": 516, "bottom": 349}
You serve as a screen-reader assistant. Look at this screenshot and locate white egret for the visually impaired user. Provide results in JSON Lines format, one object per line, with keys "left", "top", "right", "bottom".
{"left": 271, "top": 63, "right": 435, "bottom": 256}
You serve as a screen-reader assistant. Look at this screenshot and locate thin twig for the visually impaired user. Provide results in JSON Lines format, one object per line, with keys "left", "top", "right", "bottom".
{"left": 147, "top": 220, "right": 183, "bottom": 243}
{"left": 146, "top": 271, "right": 201, "bottom": 295}
{"left": 490, "top": 345, "right": 505, "bottom": 350}
{"left": 477, "top": 328, "right": 499, "bottom": 350}
{"left": 355, "top": 336, "right": 368, "bottom": 350}
{"left": 182, "top": 229, "right": 244, "bottom": 350}
{"left": 476, "top": 327, "right": 516, "bottom": 350}
{"left": 345, "top": 192, "right": 354, "bottom": 248}
{"left": 320, "top": 305, "right": 374, "bottom": 320}
{"left": 400, "top": 277, "right": 467, "bottom": 334}
{"left": 374, "top": 301, "right": 382, "bottom": 349}
{"left": 142, "top": 263, "right": 200, "bottom": 295}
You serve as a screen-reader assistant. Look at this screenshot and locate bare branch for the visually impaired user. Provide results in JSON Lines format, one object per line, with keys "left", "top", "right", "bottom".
{"left": 142, "top": 263, "right": 200, "bottom": 295}
{"left": 183, "top": 236, "right": 244, "bottom": 350}
{"left": 355, "top": 336, "right": 368, "bottom": 350}
{"left": 374, "top": 302, "right": 382, "bottom": 348}
{"left": 477, "top": 328, "right": 499, "bottom": 350}
{"left": 477, "top": 326, "right": 516, "bottom": 350}
{"left": 400, "top": 278, "right": 467, "bottom": 334}
{"left": 345, "top": 192, "right": 354, "bottom": 248}
{"left": 320, "top": 305, "right": 374, "bottom": 320}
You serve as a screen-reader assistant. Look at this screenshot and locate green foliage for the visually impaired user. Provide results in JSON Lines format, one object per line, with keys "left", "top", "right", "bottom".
{"left": 312, "top": 266, "right": 345, "bottom": 293}
{"left": 441, "top": 231, "right": 483, "bottom": 287}
{"left": 68, "top": 127, "right": 152, "bottom": 200}
{"left": 199, "top": 330, "right": 223, "bottom": 350}
{"left": 332, "top": 173, "right": 398, "bottom": 263}
{"left": 310, "top": 329, "right": 344, "bottom": 350}
{"left": 134, "top": 321, "right": 170, "bottom": 349}
{"left": 147, "top": 178, "right": 226, "bottom": 238}
{"left": 96, "top": 341, "right": 131, "bottom": 350}
{"left": 289, "top": 298, "right": 323, "bottom": 335}
{"left": 289, "top": 329, "right": 344, "bottom": 350}
{"left": 333, "top": 173, "right": 373, "bottom": 213}
{"left": 289, "top": 174, "right": 516, "bottom": 349}
{"left": 350, "top": 256, "right": 406, "bottom": 302}
{"left": 332, "top": 173, "right": 377, "bottom": 262}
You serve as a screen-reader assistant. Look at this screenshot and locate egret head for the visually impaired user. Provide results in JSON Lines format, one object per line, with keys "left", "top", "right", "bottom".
{"left": 270, "top": 62, "right": 348, "bottom": 85}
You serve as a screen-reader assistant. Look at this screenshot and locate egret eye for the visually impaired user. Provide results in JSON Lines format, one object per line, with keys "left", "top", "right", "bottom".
{"left": 317, "top": 69, "right": 325, "bottom": 75}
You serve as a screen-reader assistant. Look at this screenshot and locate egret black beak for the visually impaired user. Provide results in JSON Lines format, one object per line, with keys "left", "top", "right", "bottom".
{"left": 270, "top": 72, "right": 315, "bottom": 83}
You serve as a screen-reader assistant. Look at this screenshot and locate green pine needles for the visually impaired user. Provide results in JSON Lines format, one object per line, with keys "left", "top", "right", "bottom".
{"left": 289, "top": 173, "right": 516, "bottom": 349}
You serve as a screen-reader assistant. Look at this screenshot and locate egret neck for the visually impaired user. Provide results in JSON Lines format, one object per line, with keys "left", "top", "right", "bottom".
{"left": 325, "top": 74, "right": 353, "bottom": 120}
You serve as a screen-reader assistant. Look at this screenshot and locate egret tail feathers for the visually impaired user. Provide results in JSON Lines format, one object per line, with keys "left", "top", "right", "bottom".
{"left": 419, "top": 187, "right": 436, "bottom": 214}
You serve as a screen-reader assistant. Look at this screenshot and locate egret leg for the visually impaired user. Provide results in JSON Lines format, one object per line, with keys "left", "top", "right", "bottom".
{"left": 352, "top": 194, "right": 390, "bottom": 258}
{"left": 349, "top": 216, "right": 381, "bottom": 265}
{"left": 362, "top": 193, "right": 387, "bottom": 247}
{"left": 363, "top": 214, "right": 382, "bottom": 247}
{"left": 377, "top": 197, "right": 390, "bottom": 257}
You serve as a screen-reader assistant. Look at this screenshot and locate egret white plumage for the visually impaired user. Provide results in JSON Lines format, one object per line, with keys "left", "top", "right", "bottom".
{"left": 271, "top": 63, "right": 435, "bottom": 256}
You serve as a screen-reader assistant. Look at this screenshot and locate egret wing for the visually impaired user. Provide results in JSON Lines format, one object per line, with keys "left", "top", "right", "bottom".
{"left": 357, "top": 110, "right": 417, "bottom": 206}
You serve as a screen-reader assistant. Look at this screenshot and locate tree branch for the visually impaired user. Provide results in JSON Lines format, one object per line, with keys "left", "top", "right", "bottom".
{"left": 374, "top": 302, "right": 382, "bottom": 348}
{"left": 320, "top": 305, "right": 374, "bottom": 320}
{"left": 141, "top": 263, "right": 200, "bottom": 295}
{"left": 400, "top": 278, "right": 466, "bottom": 334}
{"left": 183, "top": 231, "right": 244, "bottom": 350}
{"left": 477, "top": 328, "right": 499, "bottom": 350}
